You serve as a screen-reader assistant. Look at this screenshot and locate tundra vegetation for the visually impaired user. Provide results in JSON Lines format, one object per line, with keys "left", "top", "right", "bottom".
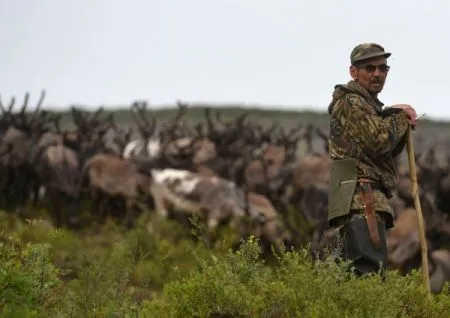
{"left": 1, "top": 91, "right": 450, "bottom": 317}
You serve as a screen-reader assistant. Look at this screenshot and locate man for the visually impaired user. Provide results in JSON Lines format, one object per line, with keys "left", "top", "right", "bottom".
{"left": 327, "top": 43, "right": 417, "bottom": 276}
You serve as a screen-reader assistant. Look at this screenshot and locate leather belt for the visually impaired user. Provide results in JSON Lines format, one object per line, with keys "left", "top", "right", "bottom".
{"left": 358, "top": 178, "right": 381, "bottom": 249}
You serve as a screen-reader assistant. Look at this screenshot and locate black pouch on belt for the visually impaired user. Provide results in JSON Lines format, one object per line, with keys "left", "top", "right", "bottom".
{"left": 339, "top": 213, "right": 388, "bottom": 275}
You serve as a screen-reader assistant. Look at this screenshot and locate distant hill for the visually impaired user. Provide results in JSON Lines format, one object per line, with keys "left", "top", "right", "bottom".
{"left": 49, "top": 104, "right": 327, "bottom": 129}
{"left": 40, "top": 103, "right": 450, "bottom": 162}
{"left": 48, "top": 103, "right": 449, "bottom": 128}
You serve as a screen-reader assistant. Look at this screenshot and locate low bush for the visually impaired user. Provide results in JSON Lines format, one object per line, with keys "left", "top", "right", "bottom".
{"left": 0, "top": 212, "right": 449, "bottom": 317}
{"left": 143, "top": 236, "right": 450, "bottom": 318}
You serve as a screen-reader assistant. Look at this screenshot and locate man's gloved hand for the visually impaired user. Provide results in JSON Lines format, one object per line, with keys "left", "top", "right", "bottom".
{"left": 390, "top": 104, "right": 417, "bottom": 127}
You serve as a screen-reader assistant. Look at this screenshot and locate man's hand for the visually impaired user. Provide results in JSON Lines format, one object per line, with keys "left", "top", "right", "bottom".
{"left": 390, "top": 104, "right": 417, "bottom": 127}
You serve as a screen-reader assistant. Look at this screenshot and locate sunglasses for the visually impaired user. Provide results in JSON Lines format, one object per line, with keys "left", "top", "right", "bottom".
{"left": 357, "top": 64, "right": 390, "bottom": 73}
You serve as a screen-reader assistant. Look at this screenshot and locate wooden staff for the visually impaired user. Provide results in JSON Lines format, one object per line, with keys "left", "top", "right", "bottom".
{"left": 406, "top": 124, "right": 430, "bottom": 292}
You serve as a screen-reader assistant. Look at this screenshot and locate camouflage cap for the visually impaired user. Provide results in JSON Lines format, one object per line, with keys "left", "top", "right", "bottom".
{"left": 350, "top": 43, "right": 391, "bottom": 65}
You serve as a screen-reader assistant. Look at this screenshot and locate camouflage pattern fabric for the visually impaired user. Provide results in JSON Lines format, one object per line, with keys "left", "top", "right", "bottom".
{"left": 327, "top": 80, "right": 410, "bottom": 227}
{"left": 350, "top": 43, "right": 391, "bottom": 65}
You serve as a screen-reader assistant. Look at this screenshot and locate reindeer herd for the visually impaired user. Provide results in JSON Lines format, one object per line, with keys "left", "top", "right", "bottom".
{"left": 1, "top": 91, "right": 450, "bottom": 293}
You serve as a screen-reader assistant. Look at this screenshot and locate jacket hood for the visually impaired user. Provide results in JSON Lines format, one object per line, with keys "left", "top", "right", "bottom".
{"left": 328, "top": 80, "right": 384, "bottom": 115}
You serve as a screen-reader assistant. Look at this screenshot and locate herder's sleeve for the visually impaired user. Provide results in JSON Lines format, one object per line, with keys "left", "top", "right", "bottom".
{"left": 330, "top": 94, "right": 410, "bottom": 156}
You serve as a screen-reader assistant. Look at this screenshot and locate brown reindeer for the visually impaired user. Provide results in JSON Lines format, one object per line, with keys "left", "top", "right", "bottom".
{"left": 429, "top": 249, "right": 450, "bottom": 293}
{"left": 0, "top": 90, "right": 48, "bottom": 209}
{"left": 32, "top": 142, "right": 81, "bottom": 227}
{"left": 77, "top": 153, "right": 152, "bottom": 227}
{"left": 242, "top": 192, "right": 291, "bottom": 253}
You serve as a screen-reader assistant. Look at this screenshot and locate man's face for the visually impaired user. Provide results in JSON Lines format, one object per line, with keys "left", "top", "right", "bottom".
{"left": 349, "top": 56, "right": 390, "bottom": 95}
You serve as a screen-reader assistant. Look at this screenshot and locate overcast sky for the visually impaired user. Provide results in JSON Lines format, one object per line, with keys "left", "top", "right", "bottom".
{"left": 1, "top": 0, "right": 449, "bottom": 120}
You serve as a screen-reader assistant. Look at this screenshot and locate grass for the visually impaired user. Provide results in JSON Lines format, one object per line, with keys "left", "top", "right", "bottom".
{"left": 0, "top": 209, "right": 449, "bottom": 317}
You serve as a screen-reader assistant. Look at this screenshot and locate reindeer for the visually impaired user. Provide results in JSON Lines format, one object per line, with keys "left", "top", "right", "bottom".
{"left": 123, "top": 101, "right": 160, "bottom": 159}
{"left": 32, "top": 143, "right": 81, "bottom": 227}
{"left": 76, "top": 153, "right": 153, "bottom": 227}
{"left": 67, "top": 105, "right": 116, "bottom": 159}
{"left": 0, "top": 90, "right": 48, "bottom": 209}
{"left": 240, "top": 191, "right": 292, "bottom": 253}
{"left": 149, "top": 168, "right": 247, "bottom": 228}
{"left": 429, "top": 249, "right": 450, "bottom": 293}
{"left": 148, "top": 167, "right": 290, "bottom": 251}
{"left": 123, "top": 100, "right": 190, "bottom": 160}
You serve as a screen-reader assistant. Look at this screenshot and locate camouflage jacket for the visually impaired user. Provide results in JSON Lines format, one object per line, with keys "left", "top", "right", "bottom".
{"left": 327, "top": 80, "right": 410, "bottom": 227}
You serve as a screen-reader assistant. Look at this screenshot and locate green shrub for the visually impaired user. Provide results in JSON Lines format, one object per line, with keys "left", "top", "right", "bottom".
{"left": 0, "top": 242, "right": 63, "bottom": 317}
{"left": 143, "top": 236, "right": 450, "bottom": 318}
{"left": 1, "top": 212, "right": 450, "bottom": 317}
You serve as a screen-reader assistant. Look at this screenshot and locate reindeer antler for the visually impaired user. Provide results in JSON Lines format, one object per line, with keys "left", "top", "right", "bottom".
{"left": 0, "top": 95, "right": 5, "bottom": 114}
{"left": 131, "top": 101, "right": 157, "bottom": 138}
{"left": 29, "top": 90, "right": 46, "bottom": 125}
{"left": 20, "top": 92, "right": 29, "bottom": 115}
